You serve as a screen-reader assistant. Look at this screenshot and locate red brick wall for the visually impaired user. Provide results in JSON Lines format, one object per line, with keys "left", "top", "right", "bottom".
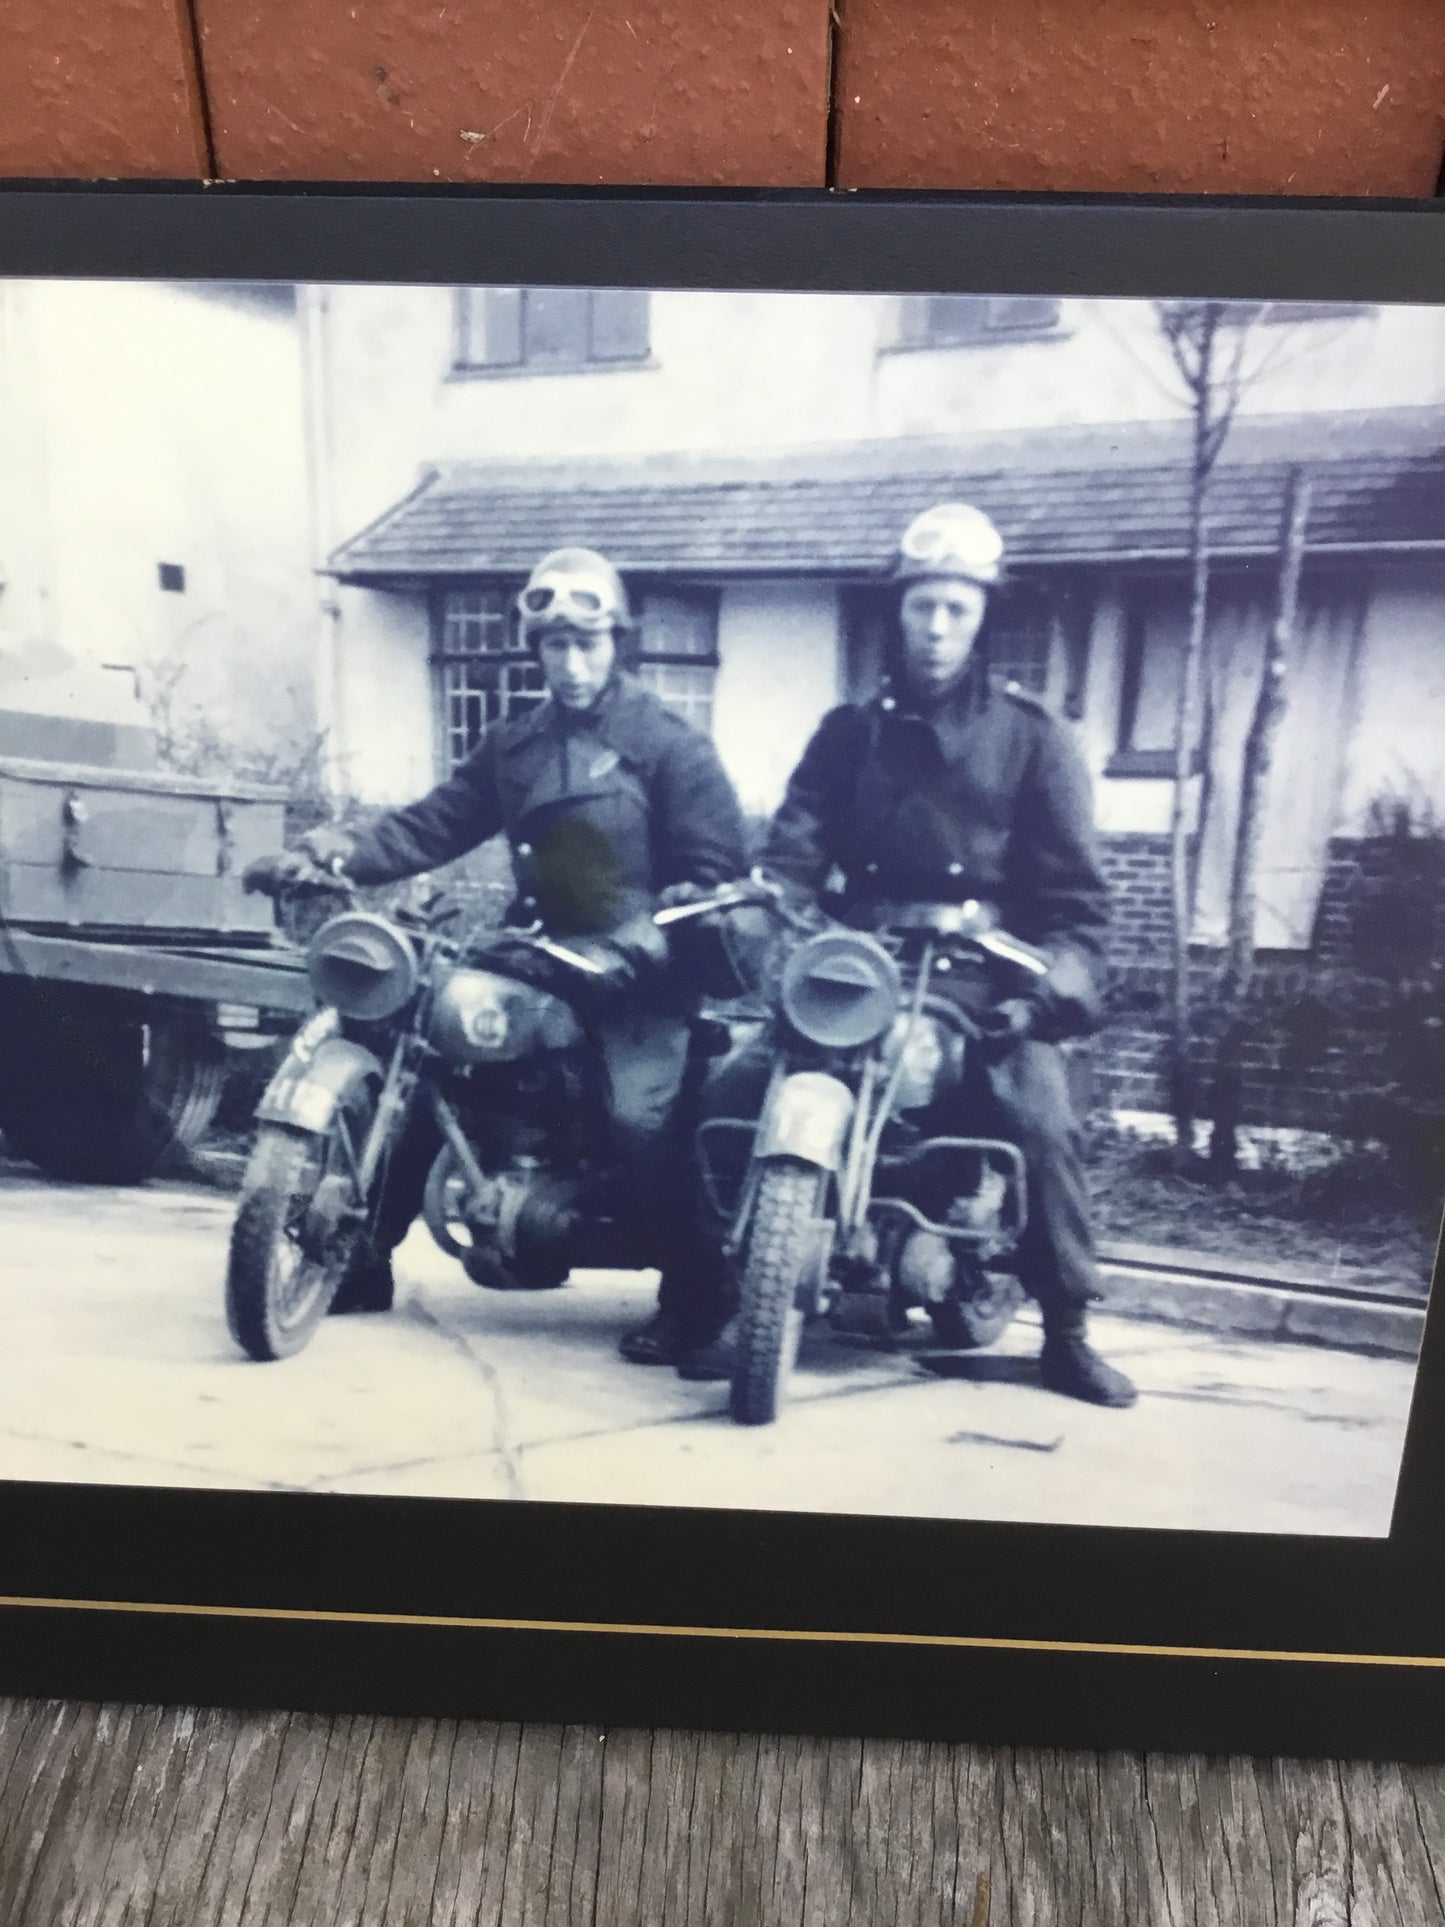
{"left": 834, "top": 0, "right": 1445, "bottom": 199}
{"left": 1, "top": 0, "right": 208, "bottom": 177}
{"left": 2, "top": 0, "right": 1441, "bottom": 192}
{"left": 192, "top": 0, "right": 830, "bottom": 185}
{"left": 1096, "top": 832, "right": 1444, "bottom": 1132}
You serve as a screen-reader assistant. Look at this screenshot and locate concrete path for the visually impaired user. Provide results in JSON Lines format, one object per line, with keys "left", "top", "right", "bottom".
{"left": 0, "top": 1165, "right": 1423, "bottom": 1536}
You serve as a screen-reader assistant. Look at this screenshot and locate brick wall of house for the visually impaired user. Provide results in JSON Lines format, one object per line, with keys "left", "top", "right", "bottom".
{"left": 1095, "top": 829, "right": 1445, "bottom": 1132}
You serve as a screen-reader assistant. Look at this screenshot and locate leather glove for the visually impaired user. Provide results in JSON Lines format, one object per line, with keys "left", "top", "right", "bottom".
{"left": 975, "top": 997, "right": 1037, "bottom": 1057}
{"left": 242, "top": 850, "right": 313, "bottom": 896}
{"left": 296, "top": 824, "right": 358, "bottom": 876}
{"left": 656, "top": 880, "right": 714, "bottom": 910}
{"left": 604, "top": 910, "right": 671, "bottom": 978}
{"left": 1032, "top": 948, "right": 1104, "bottom": 1042}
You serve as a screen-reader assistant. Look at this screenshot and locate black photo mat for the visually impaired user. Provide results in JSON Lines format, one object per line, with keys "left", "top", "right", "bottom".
{"left": 0, "top": 182, "right": 1443, "bottom": 1757}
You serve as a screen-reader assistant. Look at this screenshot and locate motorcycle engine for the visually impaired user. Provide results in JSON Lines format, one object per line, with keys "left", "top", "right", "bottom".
{"left": 896, "top": 1228, "right": 955, "bottom": 1305}
{"left": 424, "top": 1152, "right": 590, "bottom": 1290}
{"left": 895, "top": 1166, "right": 1013, "bottom": 1305}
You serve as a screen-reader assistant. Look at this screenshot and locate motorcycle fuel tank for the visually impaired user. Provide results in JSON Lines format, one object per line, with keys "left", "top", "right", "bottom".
{"left": 427, "top": 965, "right": 584, "bottom": 1064}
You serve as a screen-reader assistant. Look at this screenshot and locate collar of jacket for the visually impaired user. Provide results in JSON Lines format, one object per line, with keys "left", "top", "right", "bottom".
{"left": 874, "top": 664, "right": 993, "bottom": 727}
{"left": 500, "top": 671, "right": 652, "bottom": 759}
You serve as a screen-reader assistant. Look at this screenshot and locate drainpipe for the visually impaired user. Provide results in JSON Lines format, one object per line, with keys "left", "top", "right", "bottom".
{"left": 299, "top": 283, "right": 346, "bottom": 804}
{"left": 0, "top": 282, "right": 61, "bottom": 654}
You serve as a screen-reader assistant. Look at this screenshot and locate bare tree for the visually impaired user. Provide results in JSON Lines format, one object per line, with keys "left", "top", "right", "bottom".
{"left": 1207, "top": 465, "right": 1313, "bottom": 1175}
{"left": 1152, "top": 301, "right": 1260, "bottom": 1159}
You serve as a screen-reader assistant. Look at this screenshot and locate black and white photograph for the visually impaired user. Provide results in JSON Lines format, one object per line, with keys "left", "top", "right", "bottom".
{"left": 1, "top": 269, "right": 1442, "bottom": 1540}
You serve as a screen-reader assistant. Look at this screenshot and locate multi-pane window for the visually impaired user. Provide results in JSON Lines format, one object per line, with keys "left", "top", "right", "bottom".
{"left": 432, "top": 583, "right": 720, "bottom": 771}
{"left": 433, "top": 586, "right": 541, "bottom": 770}
{"left": 1215, "top": 300, "right": 1374, "bottom": 327}
{"left": 1112, "top": 576, "right": 1267, "bottom": 776}
{"left": 985, "top": 583, "right": 1055, "bottom": 696}
{"left": 454, "top": 288, "right": 652, "bottom": 373}
{"left": 895, "top": 295, "right": 1063, "bottom": 349}
{"left": 635, "top": 590, "right": 719, "bottom": 734}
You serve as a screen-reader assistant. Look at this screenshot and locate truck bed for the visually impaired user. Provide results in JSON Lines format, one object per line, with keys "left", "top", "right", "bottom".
{"left": 0, "top": 924, "right": 315, "bottom": 1018}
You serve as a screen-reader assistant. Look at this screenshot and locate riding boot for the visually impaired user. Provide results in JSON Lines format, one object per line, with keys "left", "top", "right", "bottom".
{"left": 1038, "top": 1303, "right": 1138, "bottom": 1408}
{"left": 618, "top": 1208, "right": 736, "bottom": 1365}
{"left": 330, "top": 1247, "right": 396, "bottom": 1315}
{"left": 674, "top": 1318, "right": 737, "bottom": 1382}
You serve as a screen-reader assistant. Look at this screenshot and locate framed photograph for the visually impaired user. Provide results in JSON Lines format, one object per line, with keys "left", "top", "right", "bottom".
{"left": 2, "top": 182, "right": 1444, "bottom": 1757}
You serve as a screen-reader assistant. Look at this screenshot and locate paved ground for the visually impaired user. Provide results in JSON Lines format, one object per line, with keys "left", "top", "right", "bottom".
{"left": 0, "top": 1164, "right": 1424, "bottom": 1536}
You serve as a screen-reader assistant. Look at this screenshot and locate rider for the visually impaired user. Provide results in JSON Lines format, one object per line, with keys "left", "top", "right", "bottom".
{"left": 261, "top": 546, "right": 749, "bottom": 1329}
{"left": 648, "top": 502, "right": 1138, "bottom": 1408}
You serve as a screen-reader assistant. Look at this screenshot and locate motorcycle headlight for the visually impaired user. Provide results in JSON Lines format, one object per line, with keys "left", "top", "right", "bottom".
{"left": 306, "top": 912, "right": 419, "bottom": 1021}
{"left": 779, "top": 931, "right": 902, "bottom": 1049}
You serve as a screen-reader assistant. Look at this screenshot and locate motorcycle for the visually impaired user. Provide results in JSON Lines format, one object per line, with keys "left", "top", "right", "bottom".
{"left": 691, "top": 893, "right": 1055, "bottom": 1426}
{"left": 225, "top": 864, "right": 761, "bottom": 1362}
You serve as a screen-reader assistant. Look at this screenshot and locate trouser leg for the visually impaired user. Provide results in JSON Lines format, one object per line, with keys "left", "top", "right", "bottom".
{"left": 977, "top": 1040, "right": 1136, "bottom": 1406}
{"left": 329, "top": 1090, "right": 438, "bottom": 1312}
{"left": 602, "top": 1009, "right": 735, "bottom": 1338}
{"left": 367, "top": 1099, "right": 442, "bottom": 1256}
{"left": 976, "top": 1040, "right": 1103, "bottom": 1322}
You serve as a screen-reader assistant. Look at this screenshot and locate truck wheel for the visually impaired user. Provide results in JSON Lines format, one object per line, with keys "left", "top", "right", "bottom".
{"left": 0, "top": 1004, "right": 224, "bottom": 1185}
{"left": 225, "top": 1124, "right": 363, "bottom": 1361}
{"left": 730, "top": 1157, "right": 825, "bottom": 1427}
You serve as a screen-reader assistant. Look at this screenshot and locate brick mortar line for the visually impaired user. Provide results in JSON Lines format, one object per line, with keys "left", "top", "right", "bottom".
{"left": 174, "top": 0, "right": 219, "bottom": 180}
{"left": 824, "top": 0, "right": 843, "bottom": 189}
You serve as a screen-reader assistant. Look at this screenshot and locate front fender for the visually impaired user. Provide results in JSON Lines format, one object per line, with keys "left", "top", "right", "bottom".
{"left": 256, "top": 1034, "right": 386, "bottom": 1135}
{"left": 757, "top": 1070, "right": 855, "bottom": 1171}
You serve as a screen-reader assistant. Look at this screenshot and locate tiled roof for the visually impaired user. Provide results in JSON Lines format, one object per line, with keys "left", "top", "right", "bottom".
{"left": 327, "top": 410, "right": 1445, "bottom": 581}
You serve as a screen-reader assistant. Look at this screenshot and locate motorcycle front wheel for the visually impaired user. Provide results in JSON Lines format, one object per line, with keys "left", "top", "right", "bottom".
{"left": 730, "top": 1156, "right": 825, "bottom": 1427}
{"left": 225, "top": 1122, "right": 366, "bottom": 1361}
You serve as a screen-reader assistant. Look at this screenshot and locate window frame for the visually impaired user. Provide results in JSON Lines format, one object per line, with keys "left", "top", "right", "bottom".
{"left": 451, "top": 287, "right": 655, "bottom": 378}
{"left": 632, "top": 583, "right": 722, "bottom": 737}
{"left": 428, "top": 578, "right": 723, "bottom": 772}
{"left": 429, "top": 581, "right": 540, "bottom": 773}
{"left": 1215, "top": 300, "right": 1376, "bottom": 328}
{"left": 1108, "top": 569, "right": 1244, "bottom": 780}
{"left": 885, "top": 294, "right": 1067, "bottom": 353}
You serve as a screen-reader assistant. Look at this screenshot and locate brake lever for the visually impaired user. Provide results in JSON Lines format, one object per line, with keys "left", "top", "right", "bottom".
{"left": 973, "top": 929, "right": 1052, "bottom": 979}
{"left": 531, "top": 935, "right": 610, "bottom": 977}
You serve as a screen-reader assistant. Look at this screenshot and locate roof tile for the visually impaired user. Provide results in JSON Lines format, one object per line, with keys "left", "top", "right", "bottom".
{"left": 328, "top": 417, "right": 1445, "bottom": 580}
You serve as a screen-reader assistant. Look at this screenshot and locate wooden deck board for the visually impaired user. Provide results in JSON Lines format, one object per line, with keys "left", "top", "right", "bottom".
{"left": 3, "top": 1696, "right": 1444, "bottom": 1923}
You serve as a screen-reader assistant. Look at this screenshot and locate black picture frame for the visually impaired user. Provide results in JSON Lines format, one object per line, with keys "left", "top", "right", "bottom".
{"left": 3, "top": 180, "right": 1445, "bottom": 1760}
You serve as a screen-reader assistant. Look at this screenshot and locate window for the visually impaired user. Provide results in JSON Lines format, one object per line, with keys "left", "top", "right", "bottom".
{"left": 1112, "top": 576, "right": 1263, "bottom": 777}
{"left": 454, "top": 288, "right": 651, "bottom": 373}
{"left": 158, "top": 562, "right": 186, "bottom": 593}
{"left": 432, "top": 585, "right": 541, "bottom": 770}
{"left": 1216, "top": 300, "right": 1374, "bottom": 327}
{"left": 635, "top": 589, "right": 719, "bottom": 734}
{"left": 986, "top": 583, "right": 1055, "bottom": 697}
{"left": 894, "top": 295, "right": 1063, "bottom": 349}
{"left": 1114, "top": 582, "right": 1189, "bottom": 774}
{"left": 431, "top": 583, "right": 720, "bottom": 772}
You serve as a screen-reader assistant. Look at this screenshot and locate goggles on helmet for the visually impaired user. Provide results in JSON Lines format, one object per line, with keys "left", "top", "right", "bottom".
{"left": 518, "top": 580, "right": 615, "bottom": 632}
{"left": 517, "top": 549, "right": 629, "bottom": 637}
{"left": 895, "top": 503, "right": 1005, "bottom": 587}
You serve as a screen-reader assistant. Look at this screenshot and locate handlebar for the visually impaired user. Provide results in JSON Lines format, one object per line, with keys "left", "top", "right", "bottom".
{"left": 244, "top": 853, "right": 357, "bottom": 903}
{"left": 253, "top": 854, "right": 1049, "bottom": 986}
{"left": 971, "top": 928, "right": 1051, "bottom": 979}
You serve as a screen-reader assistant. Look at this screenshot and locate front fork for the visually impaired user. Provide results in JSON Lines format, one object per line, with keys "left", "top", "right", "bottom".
{"left": 260, "top": 1014, "right": 430, "bottom": 1239}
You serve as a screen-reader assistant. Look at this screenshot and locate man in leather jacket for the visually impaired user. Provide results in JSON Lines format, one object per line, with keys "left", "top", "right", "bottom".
{"left": 682, "top": 502, "right": 1137, "bottom": 1407}
{"left": 256, "top": 547, "right": 748, "bottom": 1336}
